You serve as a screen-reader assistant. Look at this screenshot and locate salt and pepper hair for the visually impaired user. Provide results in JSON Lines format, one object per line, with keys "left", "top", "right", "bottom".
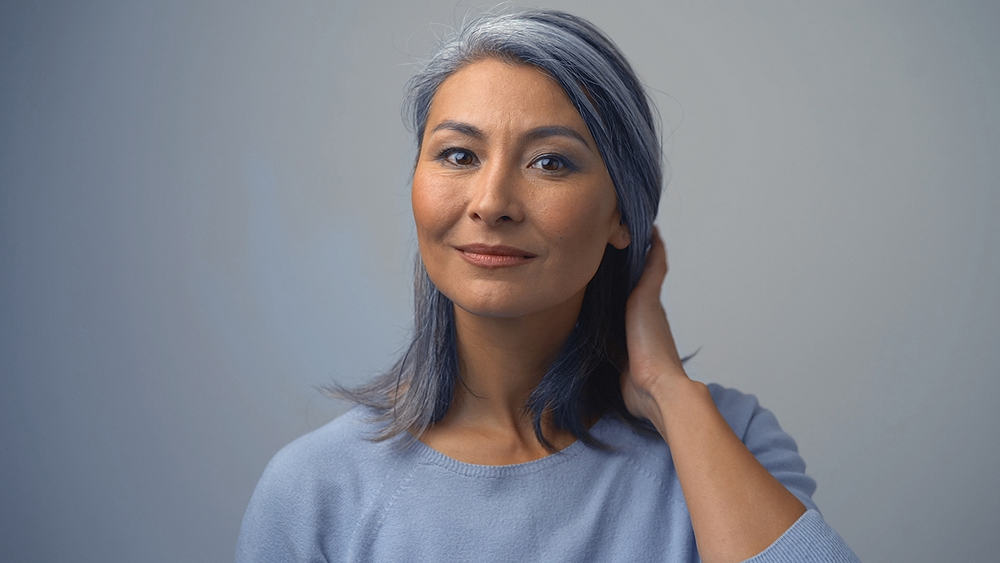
{"left": 334, "top": 9, "right": 675, "bottom": 448}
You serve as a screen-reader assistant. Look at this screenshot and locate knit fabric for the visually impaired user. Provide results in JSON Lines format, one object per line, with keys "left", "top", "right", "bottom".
{"left": 236, "top": 384, "right": 858, "bottom": 562}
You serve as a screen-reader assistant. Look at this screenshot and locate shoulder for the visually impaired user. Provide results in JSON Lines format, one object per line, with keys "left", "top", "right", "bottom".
{"left": 237, "top": 406, "right": 409, "bottom": 561}
{"left": 605, "top": 382, "right": 780, "bottom": 447}
{"left": 264, "top": 406, "right": 382, "bottom": 477}
{"left": 244, "top": 407, "right": 378, "bottom": 506}
{"left": 253, "top": 406, "right": 412, "bottom": 503}
{"left": 705, "top": 382, "right": 771, "bottom": 440}
{"left": 602, "top": 382, "right": 819, "bottom": 510}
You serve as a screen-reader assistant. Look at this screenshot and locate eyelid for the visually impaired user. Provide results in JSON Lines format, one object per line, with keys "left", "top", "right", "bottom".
{"left": 529, "top": 153, "right": 577, "bottom": 173}
{"left": 434, "top": 146, "right": 479, "bottom": 167}
{"left": 431, "top": 146, "right": 577, "bottom": 173}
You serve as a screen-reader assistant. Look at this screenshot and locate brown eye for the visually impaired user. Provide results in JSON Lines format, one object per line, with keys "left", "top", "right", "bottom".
{"left": 531, "top": 155, "right": 569, "bottom": 172}
{"left": 441, "top": 148, "right": 477, "bottom": 166}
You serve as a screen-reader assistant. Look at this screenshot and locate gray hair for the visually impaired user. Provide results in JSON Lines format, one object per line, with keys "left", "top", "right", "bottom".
{"left": 333, "top": 9, "right": 671, "bottom": 448}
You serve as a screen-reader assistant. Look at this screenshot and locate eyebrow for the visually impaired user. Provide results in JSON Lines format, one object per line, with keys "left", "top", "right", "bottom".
{"left": 430, "top": 120, "right": 485, "bottom": 139}
{"left": 429, "top": 120, "right": 594, "bottom": 152}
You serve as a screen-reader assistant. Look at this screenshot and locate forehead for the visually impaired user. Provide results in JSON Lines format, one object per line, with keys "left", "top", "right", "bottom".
{"left": 425, "top": 58, "right": 589, "bottom": 134}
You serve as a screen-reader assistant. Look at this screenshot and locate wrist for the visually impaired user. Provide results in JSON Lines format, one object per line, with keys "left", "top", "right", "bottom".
{"left": 648, "top": 377, "right": 710, "bottom": 438}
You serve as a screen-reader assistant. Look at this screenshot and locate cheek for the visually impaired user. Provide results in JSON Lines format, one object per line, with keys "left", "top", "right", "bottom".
{"left": 537, "top": 194, "right": 617, "bottom": 252}
{"left": 411, "top": 172, "right": 459, "bottom": 240}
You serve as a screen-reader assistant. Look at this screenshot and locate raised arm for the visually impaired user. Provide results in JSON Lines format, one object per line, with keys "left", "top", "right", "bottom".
{"left": 620, "top": 229, "right": 857, "bottom": 562}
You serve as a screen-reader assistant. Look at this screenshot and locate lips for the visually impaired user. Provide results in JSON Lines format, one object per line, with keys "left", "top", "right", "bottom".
{"left": 455, "top": 244, "right": 537, "bottom": 268}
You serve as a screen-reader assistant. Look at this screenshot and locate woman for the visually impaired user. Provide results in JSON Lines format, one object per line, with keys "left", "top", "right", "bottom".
{"left": 237, "top": 10, "right": 858, "bottom": 562}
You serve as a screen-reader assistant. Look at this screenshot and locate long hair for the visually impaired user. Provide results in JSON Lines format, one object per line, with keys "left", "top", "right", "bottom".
{"left": 332, "top": 9, "right": 675, "bottom": 449}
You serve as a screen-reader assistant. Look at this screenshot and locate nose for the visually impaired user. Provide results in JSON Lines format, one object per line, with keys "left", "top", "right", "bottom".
{"left": 467, "top": 161, "right": 525, "bottom": 225}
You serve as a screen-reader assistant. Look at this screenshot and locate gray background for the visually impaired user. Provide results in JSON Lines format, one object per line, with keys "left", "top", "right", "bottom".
{"left": 2, "top": 1, "right": 997, "bottom": 562}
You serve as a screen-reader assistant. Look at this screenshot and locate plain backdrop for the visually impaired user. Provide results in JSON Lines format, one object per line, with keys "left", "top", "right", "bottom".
{"left": 2, "top": 1, "right": 998, "bottom": 562}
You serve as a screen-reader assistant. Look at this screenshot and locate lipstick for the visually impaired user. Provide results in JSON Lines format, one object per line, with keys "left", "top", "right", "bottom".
{"left": 456, "top": 244, "right": 536, "bottom": 268}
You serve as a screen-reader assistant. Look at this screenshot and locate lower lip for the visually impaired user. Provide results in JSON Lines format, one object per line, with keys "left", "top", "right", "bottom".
{"left": 458, "top": 250, "right": 535, "bottom": 268}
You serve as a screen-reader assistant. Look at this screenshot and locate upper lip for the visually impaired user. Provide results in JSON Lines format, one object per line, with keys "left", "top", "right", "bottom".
{"left": 456, "top": 244, "right": 537, "bottom": 258}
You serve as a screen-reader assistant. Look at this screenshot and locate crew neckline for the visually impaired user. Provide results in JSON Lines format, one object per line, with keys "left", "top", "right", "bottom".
{"left": 404, "top": 415, "right": 613, "bottom": 478}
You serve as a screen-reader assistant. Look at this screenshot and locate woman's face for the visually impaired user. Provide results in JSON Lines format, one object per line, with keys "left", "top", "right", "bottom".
{"left": 412, "top": 58, "right": 630, "bottom": 320}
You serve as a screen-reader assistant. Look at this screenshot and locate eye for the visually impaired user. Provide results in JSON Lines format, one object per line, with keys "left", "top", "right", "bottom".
{"left": 530, "top": 154, "right": 572, "bottom": 173}
{"left": 437, "top": 147, "right": 478, "bottom": 167}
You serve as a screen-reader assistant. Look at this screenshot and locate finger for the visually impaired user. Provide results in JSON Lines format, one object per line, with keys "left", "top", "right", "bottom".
{"left": 634, "top": 227, "right": 668, "bottom": 294}
{"left": 650, "top": 226, "right": 668, "bottom": 276}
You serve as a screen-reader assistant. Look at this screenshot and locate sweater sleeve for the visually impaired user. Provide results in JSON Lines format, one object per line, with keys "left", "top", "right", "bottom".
{"left": 235, "top": 444, "right": 331, "bottom": 563}
{"left": 708, "top": 384, "right": 860, "bottom": 562}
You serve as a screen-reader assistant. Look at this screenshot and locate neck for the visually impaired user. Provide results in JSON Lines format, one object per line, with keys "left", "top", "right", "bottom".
{"left": 443, "top": 289, "right": 585, "bottom": 441}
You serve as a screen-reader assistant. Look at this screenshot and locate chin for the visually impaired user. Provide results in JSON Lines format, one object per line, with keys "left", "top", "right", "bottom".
{"left": 427, "top": 266, "right": 592, "bottom": 322}
{"left": 445, "top": 284, "right": 588, "bottom": 322}
{"left": 447, "top": 292, "right": 537, "bottom": 319}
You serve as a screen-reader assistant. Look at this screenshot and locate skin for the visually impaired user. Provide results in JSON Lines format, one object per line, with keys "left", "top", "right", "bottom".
{"left": 412, "top": 58, "right": 806, "bottom": 562}
{"left": 412, "top": 59, "right": 629, "bottom": 462}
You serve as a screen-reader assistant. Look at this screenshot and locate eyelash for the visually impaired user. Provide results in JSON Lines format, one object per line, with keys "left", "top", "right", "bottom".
{"left": 530, "top": 154, "right": 575, "bottom": 173}
{"left": 434, "top": 147, "right": 576, "bottom": 173}
{"left": 435, "top": 147, "right": 479, "bottom": 167}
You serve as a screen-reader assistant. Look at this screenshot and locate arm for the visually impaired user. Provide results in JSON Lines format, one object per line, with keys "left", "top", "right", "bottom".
{"left": 621, "top": 229, "right": 854, "bottom": 563}
{"left": 639, "top": 378, "right": 807, "bottom": 562}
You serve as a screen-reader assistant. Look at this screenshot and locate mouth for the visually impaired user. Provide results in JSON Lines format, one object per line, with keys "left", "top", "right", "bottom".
{"left": 455, "top": 244, "right": 537, "bottom": 268}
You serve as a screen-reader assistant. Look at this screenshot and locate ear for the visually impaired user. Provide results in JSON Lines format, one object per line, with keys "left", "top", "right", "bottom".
{"left": 608, "top": 220, "right": 631, "bottom": 250}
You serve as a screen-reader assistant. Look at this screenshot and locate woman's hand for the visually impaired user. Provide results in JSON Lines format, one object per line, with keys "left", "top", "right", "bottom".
{"left": 620, "top": 228, "right": 692, "bottom": 434}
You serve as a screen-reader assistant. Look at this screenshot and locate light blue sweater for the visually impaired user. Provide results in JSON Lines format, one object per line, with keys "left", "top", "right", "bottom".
{"left": 236, "top": 384, "right": 858, "bottom": 562}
